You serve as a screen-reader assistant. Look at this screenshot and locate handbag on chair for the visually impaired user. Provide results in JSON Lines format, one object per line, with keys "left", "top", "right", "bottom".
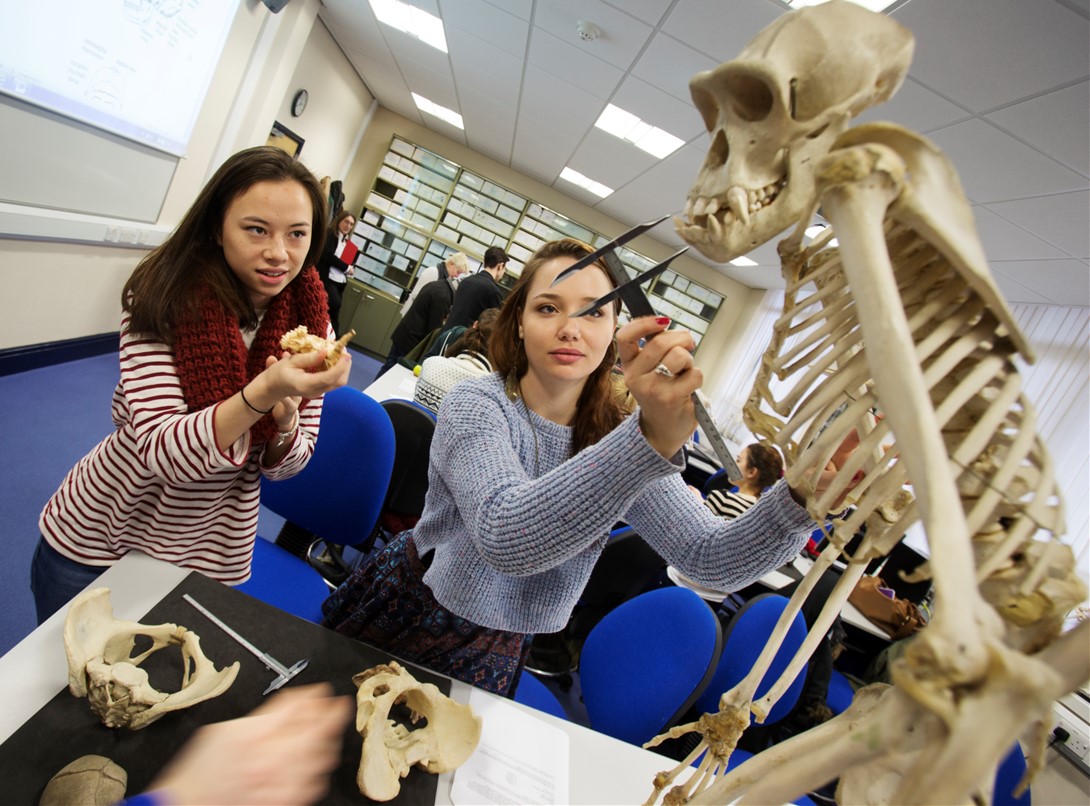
{"left": 848, "top": 576, "right": 925, "bottom": 640}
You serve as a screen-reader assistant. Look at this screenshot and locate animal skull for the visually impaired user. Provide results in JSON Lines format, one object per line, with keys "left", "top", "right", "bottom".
{"left": 353, "top": 661, "right": 482, "bottom": 802}
{"left": 677, "top": 0, "right": 913, "bottom": 262}
{"left": 64, "top": 587, "right": 238, "bottom": 729}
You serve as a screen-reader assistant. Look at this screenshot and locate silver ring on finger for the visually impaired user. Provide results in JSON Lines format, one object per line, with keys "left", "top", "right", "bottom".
{"left": 654, "top": 362, "right": 673, "bottom": 377}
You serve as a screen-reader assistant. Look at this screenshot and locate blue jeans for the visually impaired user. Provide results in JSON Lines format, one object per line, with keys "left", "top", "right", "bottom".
{"left": 30, "top": 537, "right": 107, "bottom": 625}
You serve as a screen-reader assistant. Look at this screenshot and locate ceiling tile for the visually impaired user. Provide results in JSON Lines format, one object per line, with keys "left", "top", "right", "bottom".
{"left": 991, "top": 259, "right": 1090, "bottom": 305}
{"left": 527, "top": 28, "right": 624, "bottom": 100}
{"left": 597, "top": 158, "right": 693, "bottom": 224}
{"left": 988, "top": 269, "right": 1058, "bottom": 305}
{"left": 611, "top": 76, "right": 708, "bottom": 142}
{"left": 926, "top": 119, "right": 1087, "bottom": 203}
{"left": 447, "top": 41, "right": 522, "bottom": 105}
{"left": 532, "top": 0, "right": 653, "bottom": 70}
{"left": 856, "top": 76, "right": 970, "bottom": 133}
{"left": 986, "top": 191, "right": 1090, "bottom": 259}
{"left": 972, "top": 206, "right": 1070, "bottom": 262}
{"left": 520, "top": 66, "right": 605, "bottom": 125}
{"left": 396, "top": 57, "right": 458, "bottom": 108}
{"left": 986, "top": 82, "right": 1090, "bottom": 176}
{"left": 343, "top": 51, "right": 408, "bottom": 90}
{"left": 630, "top": 32, "right": 723, "bottom": 103}
{"left": 440, "top": 0, "right": 529, "bottom": 60}
{"left": 893, "top": 0, "right": 1089, "bottom": 112}
{"left": 601, "top": 0, "right": 674, "bottom": 26}
{"left": 483, "top": 0, "right": 532, "bottom": 21}
{"left": 567, "top": 129, "right": 658, "bottom": 190}
{"left": 661, "top": 0, "right": 783, "bottom": 63}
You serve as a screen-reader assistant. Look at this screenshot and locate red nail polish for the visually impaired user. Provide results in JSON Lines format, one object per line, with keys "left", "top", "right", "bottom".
{"left": 656, "top": 316, "right": 671, "bottom": 326}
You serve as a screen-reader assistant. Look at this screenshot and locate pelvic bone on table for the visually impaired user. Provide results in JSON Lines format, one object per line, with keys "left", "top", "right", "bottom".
{"left": 653, "top": 1, "right": 1090, "bottom": 804}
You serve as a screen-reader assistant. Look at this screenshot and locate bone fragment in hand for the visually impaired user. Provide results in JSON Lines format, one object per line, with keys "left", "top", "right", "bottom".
{"left": 279, "top": 326, "right": 355, "bottom": 370}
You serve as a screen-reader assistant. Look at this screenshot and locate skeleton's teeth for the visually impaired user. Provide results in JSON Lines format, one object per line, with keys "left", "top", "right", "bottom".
{"left": 726, "top": 186, "right": 750, "bottom": 226}
{"left": 707, "top": 212, "right": 723, "bottom": 241}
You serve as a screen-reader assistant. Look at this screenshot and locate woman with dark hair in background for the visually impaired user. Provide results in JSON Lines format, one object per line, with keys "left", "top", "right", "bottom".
{"left": 705, "top": 442, "right": 784, "bottom": 519}
{"left": 32, "top": 146, "right": 351, "bottom": 623}
{"left": 412, "top": 308, "right": 499, "bottom": 414}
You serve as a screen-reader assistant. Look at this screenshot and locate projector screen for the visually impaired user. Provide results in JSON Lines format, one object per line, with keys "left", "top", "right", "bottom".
{"left": 0, "top": 0, "right": 241, "bottom": 156}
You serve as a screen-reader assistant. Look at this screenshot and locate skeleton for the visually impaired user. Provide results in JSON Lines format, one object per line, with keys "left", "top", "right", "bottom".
{"left": 64, "top": 587, "right": 238, "bottom": 729}
{"left": 642, "top": 2, "right": 1090, "bottom": 803}
{"left": 352, "top": 661, "right": 482, "bottom": 802}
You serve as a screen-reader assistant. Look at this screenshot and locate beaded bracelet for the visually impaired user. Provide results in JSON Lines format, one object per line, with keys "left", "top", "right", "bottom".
{"left": 240, "top": 386, "right": 272, "bottom": 415}
{"left": 274, "top": 412, "right": 299, "bottom": 447}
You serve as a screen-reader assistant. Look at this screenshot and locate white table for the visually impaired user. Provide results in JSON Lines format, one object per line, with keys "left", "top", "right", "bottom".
{"left": 0, "top": 552, "right": 684, "bottom": 805}
{"left": 362, "top": 363, "right": 418, "bottom": 403}
{"left": 668, "top": 555, "right": 891, "bottom": 640}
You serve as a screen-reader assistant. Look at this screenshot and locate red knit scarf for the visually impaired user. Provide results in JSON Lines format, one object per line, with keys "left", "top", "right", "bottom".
{"left": 173, "top": 267, "right": 329, "bottom": 444}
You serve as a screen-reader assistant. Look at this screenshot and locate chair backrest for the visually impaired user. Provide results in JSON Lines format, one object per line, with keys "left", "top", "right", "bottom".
{"left": 513, "top": 671, "right": 568, "bottom": 721}
{"left": 694, "top": 593, "right": 809, "bottom": 724}
{"left": 261, "top": 387, "right": 396, "bottom": 547}
{"left": 567, "top": 526, "right": 666, "bottom": 646}
{"left": 579, "top": 587, "right": 722, "bottom": 747}
{"left": 380, "top": 398, "right": 437, "bottom": 517}
{"left": 993, "top": 743, "right": 1031, "bottom": 806}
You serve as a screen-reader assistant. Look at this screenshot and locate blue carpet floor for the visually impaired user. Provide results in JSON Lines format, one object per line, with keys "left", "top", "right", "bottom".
{"left": 0, "top": 345, "right": 382, "bottom": 656}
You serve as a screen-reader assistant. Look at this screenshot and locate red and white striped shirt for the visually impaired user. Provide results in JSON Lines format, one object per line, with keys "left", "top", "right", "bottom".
{"left": 39, "top": 317, "right": 323, "bottom": 585}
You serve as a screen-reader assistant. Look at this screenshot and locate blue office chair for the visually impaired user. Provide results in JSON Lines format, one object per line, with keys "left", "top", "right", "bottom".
{"left": 578, "top": 587, "right": 722, "bottom": 747}
{"left": 238, "top": 387, "right": 396, "bottom": 621}
{"left": 514, "top": 671, "right": 568, "bottom": 721}
{"left": 379, "top": 398, "right": 437, "bottom": 531}
{"left": 826, "top": 668, "right": 855, "bottom": 716}
{"left": 694, "top": 593, "right": 809, "bottom": 725}
{"left": 993, "top": 743, "right": 1031, "bottom": 806}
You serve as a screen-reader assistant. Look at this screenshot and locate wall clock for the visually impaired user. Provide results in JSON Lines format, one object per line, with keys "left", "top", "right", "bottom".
{"left": 291, "top": 89, "right": 309, "bottom": 117}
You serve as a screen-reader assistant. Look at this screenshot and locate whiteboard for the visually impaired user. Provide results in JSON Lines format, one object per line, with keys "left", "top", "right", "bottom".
{"left": 0, "top": 93, "right": 177, "bottom": 224}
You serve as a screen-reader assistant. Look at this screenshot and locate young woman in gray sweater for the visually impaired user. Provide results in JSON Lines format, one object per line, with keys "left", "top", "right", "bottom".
{"left": 322, "top": 238, "right": 842, "bottom": 695}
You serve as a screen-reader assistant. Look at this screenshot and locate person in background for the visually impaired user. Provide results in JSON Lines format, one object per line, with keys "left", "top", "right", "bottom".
{"left": 442, "top": 246, "right": 508, "bottom": 331}
{"left": 316, "top": 210, "right": 358, "bottom": 336}
{"left": 412, "top": 308, "right": 499, "bottom": 414}
{"left": 400, "top": 252, "right": 469, "bottom": 316}
{"left": 322, "top": 238, "right": 856, "bottom": 697}
{"left": 122, "top": 684, "right": 351, "bottom": 806}
{"left": 704, "top": 442, "right": 784, "bottom": 519}
{"left": 31, "top": 146, "right": 351, "bottom": 624}
{"left": 376, "top": 274, "right": 457, "bottom": 377}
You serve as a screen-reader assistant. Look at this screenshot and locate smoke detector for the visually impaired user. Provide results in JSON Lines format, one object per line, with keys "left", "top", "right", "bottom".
{"left": 576, "top": 20, "right": 601, "bottom": 42}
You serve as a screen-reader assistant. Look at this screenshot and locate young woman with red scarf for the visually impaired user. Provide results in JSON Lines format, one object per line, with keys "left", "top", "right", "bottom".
{"left": 31, "top": 147, "right": 351, "bottom": 623}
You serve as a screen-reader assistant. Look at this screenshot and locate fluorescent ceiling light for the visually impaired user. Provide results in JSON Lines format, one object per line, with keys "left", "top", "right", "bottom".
{"left": 369, "top": 0, "right": 448, "bottom": 53}
{"left": 595, "top": 104, "right": 684, "bottom": 159}
{"left": 412, "top": 93, "right": 463, "bottom": 129}
{"left": 729, "top": 256, "right": 758, "bottom": 267}
{"left": 788, "top": 0, "right": 898, "bottom": 12}
{"left": 559, "top": 167, "right": 614, "bottom": 199}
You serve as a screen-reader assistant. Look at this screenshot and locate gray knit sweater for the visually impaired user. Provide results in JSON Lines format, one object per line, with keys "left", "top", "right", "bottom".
{"left": 412, "top": 373, "right": 816, "bottom": 634}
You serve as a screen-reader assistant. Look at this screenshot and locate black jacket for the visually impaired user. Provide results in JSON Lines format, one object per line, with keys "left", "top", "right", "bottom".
{"left": 390, "top": 279, "right": 456, "bottom": 351}
{"left": 445, "top": 271, "right": 504, "bottom": 330}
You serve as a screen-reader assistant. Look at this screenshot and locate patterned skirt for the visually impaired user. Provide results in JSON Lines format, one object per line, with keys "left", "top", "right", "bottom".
{"left": 321, "top": 531, "right": 532, "bottom": 697}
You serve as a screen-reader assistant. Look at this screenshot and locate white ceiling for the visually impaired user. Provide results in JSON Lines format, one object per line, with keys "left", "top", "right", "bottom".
{"left": 318, "top": 0, "right": 1089, "bottom": 306}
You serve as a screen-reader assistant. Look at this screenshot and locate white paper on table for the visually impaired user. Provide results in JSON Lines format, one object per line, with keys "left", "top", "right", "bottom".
{"left": 398, "top": 377, "right": 418, "bottom": 394}
{"left": 450, "top": 687, "right": 570, "bottom": 805}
